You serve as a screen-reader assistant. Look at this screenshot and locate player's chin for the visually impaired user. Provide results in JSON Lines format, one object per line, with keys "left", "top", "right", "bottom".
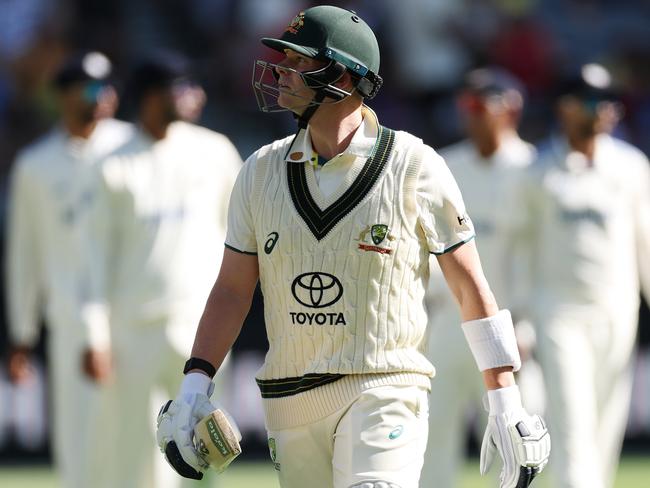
{"left": 277, "top": 92, "right": 296, "bottom": 109}
{"left": 278, "top": 90, "right": 310, "bottom": 109}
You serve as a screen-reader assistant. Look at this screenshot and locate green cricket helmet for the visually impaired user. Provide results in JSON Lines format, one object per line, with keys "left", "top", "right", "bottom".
{"left": 252, "top": 5, "right": 383, "bottom": 123}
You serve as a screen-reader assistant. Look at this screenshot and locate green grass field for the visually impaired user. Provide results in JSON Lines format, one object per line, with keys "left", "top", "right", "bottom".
{"left": 0, "top": 457, "right": 648, "bottom": 488}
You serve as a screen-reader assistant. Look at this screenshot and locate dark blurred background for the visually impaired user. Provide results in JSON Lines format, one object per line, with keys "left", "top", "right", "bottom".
{"left": 0, "top": 0, "right": 649, "bottom": 463}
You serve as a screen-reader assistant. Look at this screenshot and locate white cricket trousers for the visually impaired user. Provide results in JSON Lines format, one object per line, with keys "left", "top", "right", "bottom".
{"left": 266, "top": 384, "right": 429, "bottom": 488}
{"left": 537, "top": 306, "right": 636, "bottom": 488}
{"left": 48, "top": 324, "right": 115, "bottom": 488}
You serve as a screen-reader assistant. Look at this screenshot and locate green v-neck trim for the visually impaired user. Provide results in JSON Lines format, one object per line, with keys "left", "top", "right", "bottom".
{"left": 287, "top": 126, "right": 395, "bottom": 241}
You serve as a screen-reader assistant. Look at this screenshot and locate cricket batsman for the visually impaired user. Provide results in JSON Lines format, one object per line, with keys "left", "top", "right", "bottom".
{"left": 156, "top": 6, "right": 551, "bottom": 487}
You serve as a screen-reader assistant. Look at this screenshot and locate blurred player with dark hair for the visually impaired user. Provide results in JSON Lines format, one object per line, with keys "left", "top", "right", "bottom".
{"left": 5, "top": 51, "right": 133, "bottom": 488}
{"left": 421, "top": 67, "right": 540, "bottom": 488}
{"left": 80, "top": 51, "right": 242, "bottom": 488}
{"left": 514, "top": 63, "right": 650, "bottom": 488}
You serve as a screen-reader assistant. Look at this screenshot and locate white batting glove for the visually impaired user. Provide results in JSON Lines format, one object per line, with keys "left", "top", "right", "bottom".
{"left": 480, "top": 385, "right": 551, "bottom": 488}
{"left": 156, "top": 373, "right": 218, "bottom": 480}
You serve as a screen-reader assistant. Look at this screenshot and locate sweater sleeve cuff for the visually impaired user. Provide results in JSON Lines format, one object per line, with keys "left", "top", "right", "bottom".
{"left": 81, "top": 302, "right": 111, "bottom": 349}
{"left": 9, "top": 322, "right": 40, "bottom": 349}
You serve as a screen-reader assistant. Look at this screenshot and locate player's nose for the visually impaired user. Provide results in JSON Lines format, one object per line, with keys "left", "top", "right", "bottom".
{"left": 275, "top": 67, "right": 295, "bottom": 88}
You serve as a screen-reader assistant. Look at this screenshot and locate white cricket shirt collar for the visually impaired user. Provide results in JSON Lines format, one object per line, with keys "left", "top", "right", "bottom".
{"left": 284, "top": 105, "right": 380, "bottom": 164}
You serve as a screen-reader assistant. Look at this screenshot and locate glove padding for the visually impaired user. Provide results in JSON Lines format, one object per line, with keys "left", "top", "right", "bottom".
{"left": 156, "top": 373, "right": 242, "bottom": 479}
{"left": 480, "top": 385, "right": 551, "bottom": 488}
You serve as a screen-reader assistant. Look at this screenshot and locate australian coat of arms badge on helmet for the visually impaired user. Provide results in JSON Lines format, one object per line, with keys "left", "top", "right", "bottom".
{"left": 285, "top": 12, "right": 305, "bottom": 34}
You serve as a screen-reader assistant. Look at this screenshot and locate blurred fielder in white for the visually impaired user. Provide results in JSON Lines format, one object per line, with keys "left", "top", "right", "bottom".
{"left": 5, "top": 51, "right": 133, "bottom": 488}
{"left": 80, "top": 52, "right": 242, "bottom": 488}
{"left": 421, "top": 67, "right": 540, "bottom": 488}
{"left": 514, "top": 63, "right": 650, "bottom": 488}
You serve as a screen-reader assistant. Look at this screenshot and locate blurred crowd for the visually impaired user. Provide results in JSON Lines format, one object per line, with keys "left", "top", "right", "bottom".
{"left": 2, "top": 0, "right": 650, "bottom": 185}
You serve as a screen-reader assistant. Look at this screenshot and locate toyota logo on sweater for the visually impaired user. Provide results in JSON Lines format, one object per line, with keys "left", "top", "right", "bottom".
{"left": 289, "top": 272, "right": 346, "bottom": 326}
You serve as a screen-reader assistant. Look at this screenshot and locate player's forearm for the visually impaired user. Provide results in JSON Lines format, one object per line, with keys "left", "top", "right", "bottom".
{"left": 189, "top": 249, "right": 259, "bottom": 374}
{"left": 6, "top": 197, "right": 41, "bottom": 347}
{"left": 6, "top": 267, "right": 41, "bottom": 348}
{"left": 190, "top": 280, "right": 255, "bottom": 373}
{"left": 451, "top": 268, "right": 500, "bottom": 323}
{"left": 457, "top": 284, "right": 499, "bottom": 322}
{"left": 482, "top": 366, "right": 516, "bottom": 390}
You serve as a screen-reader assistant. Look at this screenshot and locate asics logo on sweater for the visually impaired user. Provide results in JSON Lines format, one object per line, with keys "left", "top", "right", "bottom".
{"left": 264, "top": 232, "right": 279, "bottom": 254}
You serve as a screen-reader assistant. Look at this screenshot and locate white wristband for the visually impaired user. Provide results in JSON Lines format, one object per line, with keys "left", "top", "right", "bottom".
{"left": 180, "top": 372, "right": 215, "bottom": 400}
{"left": 462, "top": 309, "right": 522, "bottom": 372}
{"left": 487, "top": 385, "right": 523, "bottom": 415}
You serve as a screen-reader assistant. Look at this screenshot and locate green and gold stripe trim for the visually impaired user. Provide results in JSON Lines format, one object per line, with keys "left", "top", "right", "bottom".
{"left": 256, "top": 373, "right": 345, "bottom": 398}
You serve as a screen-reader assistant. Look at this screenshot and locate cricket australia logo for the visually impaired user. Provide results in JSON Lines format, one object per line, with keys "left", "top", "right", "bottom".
{"left": 371, "top": 224, "right": 389, "bottom": 244}
{"left": 285, "top": 12, "right": 305, "bottom": 34}
{"left": 289, "top": 272, "right": 346, "bottom": 326}
{"left": 355, "top": 224, "right": 395, "bottom": 254}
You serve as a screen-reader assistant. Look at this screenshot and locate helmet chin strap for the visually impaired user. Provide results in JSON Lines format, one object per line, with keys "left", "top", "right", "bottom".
{"left": 296, "top": 91, "right": 326, "bottom": 129}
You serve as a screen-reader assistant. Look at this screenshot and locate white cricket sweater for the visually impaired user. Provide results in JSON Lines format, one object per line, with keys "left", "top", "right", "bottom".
{"left": 226, "top": 111, "right": 475, "bottom": 428}
{"left": 516, "top": 134, "right": 650, "bottom": 323}
{"left": 5, "top": 119, "right": 133, "bottom": 346}
{"left": 83, "top": 121, "right": 242, "bottom": 353}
